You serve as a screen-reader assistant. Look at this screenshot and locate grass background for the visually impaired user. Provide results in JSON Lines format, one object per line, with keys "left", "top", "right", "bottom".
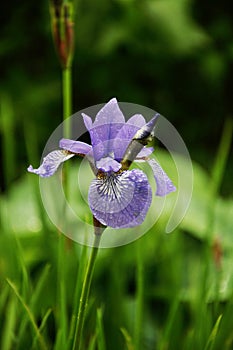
{"left": 0, "top": 0, "right": 233, "bottom": 349}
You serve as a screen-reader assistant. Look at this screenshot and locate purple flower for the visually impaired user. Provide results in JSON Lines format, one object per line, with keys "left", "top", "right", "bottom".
{"left": 28, "top": 98, "right": 176, "bottom": 228}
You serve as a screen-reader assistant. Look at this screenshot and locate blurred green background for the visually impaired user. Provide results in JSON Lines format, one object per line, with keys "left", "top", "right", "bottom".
{"left": 0, "top": 0, "right": 233, "bottom": 349}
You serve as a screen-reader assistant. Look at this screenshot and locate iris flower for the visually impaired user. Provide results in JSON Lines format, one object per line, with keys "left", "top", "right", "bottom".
{"left": 28, "top": 98, "right": 175, "bottom": 228}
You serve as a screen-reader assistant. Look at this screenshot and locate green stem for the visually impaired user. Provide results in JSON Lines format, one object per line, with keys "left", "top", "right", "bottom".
{"left": 72, "top": 234, "right": 102, "bottom": 350}
{"left": 135, "top": 238, "right": 144, "bottom": 350}
{"left": 62, "top": 66, "right": 72, "bottom": 137}
{"left": 61, "top": 65, "right": 72, "bottom": 200}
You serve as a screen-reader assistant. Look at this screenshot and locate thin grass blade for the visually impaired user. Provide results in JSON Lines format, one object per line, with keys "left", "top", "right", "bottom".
{"left": 204, "top": 314, "right": 223, "bottom": 350}
{"left": 6, "top": 279, "right": 48, "bottom": 350}
{"left": 1, "top": 296, "right": 17, "bottom": 350}
{"left": 96, "top": 307, "right": 106, "bottom": 350}
{"left": 120, "top": 328, "right": 134, "bottom": 350}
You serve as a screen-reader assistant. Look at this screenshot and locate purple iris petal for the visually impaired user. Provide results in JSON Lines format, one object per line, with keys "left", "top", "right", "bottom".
{"left": 113, "top": 114, "right": 146, "bottom": 160}
{"left": 59, "top": 138, "right": 92, "bottom": 155}
{"left": 82, "top": 113, "right": 93, "bottom": 131}
{"left": 96, "top": 156, "right": 122, "bottom": 173}
{"left": 116, "top": 114, "right": 146, "bottom": 140}
{"left": 147, "top": 158, "right": 176, "bottom": 196}
{"left": 120, "top": 114, "right": 159, "bottom": 168}
{"left": 82, "top": 98, "right": 126, "bottom": 161}
{"left": 137, "top": 147, "right": 154, "bottom": 159}
{"left": 88, "top": 169, "right": 152, "bottom": 228}
{"left": 27, "top": 150, "right": 74, "bottom": 177}
{"left": 93, "top": 97, "right": 125, "bottom": 129}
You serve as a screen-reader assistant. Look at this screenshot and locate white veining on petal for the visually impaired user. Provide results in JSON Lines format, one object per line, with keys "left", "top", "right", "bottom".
{"left": 90, "top": 172, "right": 135, "bottom": 212}
{"left": 89, "top": 169, "right": 152, "bottom": 228}
{"left": 28, "top": 150, "right": 74, "bottom": 177}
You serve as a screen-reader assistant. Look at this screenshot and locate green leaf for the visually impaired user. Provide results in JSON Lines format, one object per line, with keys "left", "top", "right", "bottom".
{"left": 204, "top": 315, "right": 223, "bottom": 350}
{"left": 120, "top": 328, "right": 134, "bottom": 350}
{"left": 6, "top": 279, "right": 48, "bottom": 350}
{"left": 32, "top": 309, "right": 52, "bottom": 350}
{"left": 1, "top": 297, "right": 17, "bottom": 350}
{"left": 17, "top": 265, "right": 51, "bottom": 343}
{"left": 96, "top": 307, "right": 106, "bottom": 350}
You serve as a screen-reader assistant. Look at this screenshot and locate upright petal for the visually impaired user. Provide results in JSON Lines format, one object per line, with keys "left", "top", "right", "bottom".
{"left": 116, "top": 114, "right": 146, "bottom": 141}
{"left": 93, "top": 97, "right": 125, "bottom": 130}
{"left": 147, "top": 158, "right": 176, "bottom": 196}
{"left": 89, "top": 169, "right": 152, "bottom": 228}
{"left": 121, "top": 114, "right": 159, "bottom": 169}
{"left": 82, "top": 98, "right": 125, "bottom": 161}
{"left": 59, "top": 138, "right": 92, "bottom": 155}
{"left": 82, "top": 113, "right": 93, "bottom": 131}
{"left": 27, "top": 150, "right": 74, "bottom": 177}
{"left": 132, "top": 114, "right": 159, "bottom": 143}
{"left": 113, "top": 114, "right": 146, "bottom": 160}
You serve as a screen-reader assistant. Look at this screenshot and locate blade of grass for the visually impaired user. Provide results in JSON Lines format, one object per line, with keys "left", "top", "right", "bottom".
{"left": 14, "top": 235, "right": 30, "bottom": 298}
{"left": 6, "top": 279, "right": 48, "bottom": 350}
{"left": 17, "top": 264, "right": 51, "bottom": 344}
{"left": 0, "top": 285, "right": 9, "bottom": 313}
{"left": 32, "top": 308, "right": 52, "bottom": 350}
{"left": 120, "top": 328, "right": 134, "bottom": 350}
{"left": 210, "top": 296, "right": 233, "bottom": 350}
{"left": 68, "top": 243, "right": 88, "bottom": 350}
{"left": 205, "top": 117, "right": 233, "bottom": 240}
{"left": 87, "top": 335, "right": 97, "bottom": 350}
{"left": 210, "top": 118, "right": 232, "bottom": 196}
{"left": 96, "top": 307, "right": 106, "bottom": 350}
{"left": 158, "top": 297, "right": 180, "bottom": 350}
{"left": 1, "top": 296, "right": 17, "bottom": 350}
{"left": 204, "top": 118, "right": 233, "bottom": 315}
{"left": 55, "top": 329, "right": 64, "bottom": 350}
{"left": 30, "top": 264, "right": 51, "bottom": 308}
{"left": 204, "top": 314, "right": 223, "bottom": 350}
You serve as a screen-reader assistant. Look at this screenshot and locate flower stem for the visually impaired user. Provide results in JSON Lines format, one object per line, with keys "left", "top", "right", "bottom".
{"left": 72, "top": 233, "right": 102, "bottom": 350}
{"left": 62, "top": 66, "right": 72, "bottom": 137}
{"left": 135, "top": 238, "right": 144, "bottom": 350}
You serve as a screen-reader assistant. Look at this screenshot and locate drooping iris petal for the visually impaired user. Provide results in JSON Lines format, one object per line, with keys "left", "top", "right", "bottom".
{"left": 147, "top": 158, "right": 176, "bottom": 196}
{"left": 27, "top": 150, "right": 74, "bottom": 177}
{"left": 137, "top": 147, "right": 154, "bottom": 159}
{"left": 59, "top": 138, "right": 92, "bottom": 155}
{"left": 96, "top": 156, "right": 122, "bottom": 173}
{"left": 89, "top": 169, "right": 152, "bottom": 228}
